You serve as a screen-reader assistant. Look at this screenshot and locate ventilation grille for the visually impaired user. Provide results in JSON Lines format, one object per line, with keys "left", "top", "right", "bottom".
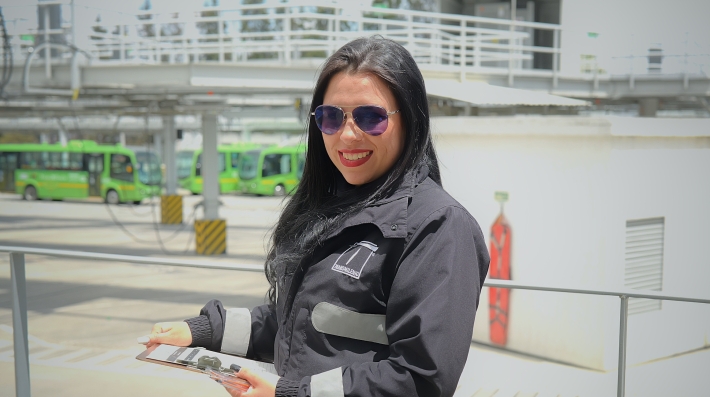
{"left": 625, "top": 217, "right": 664, "bottom": 315}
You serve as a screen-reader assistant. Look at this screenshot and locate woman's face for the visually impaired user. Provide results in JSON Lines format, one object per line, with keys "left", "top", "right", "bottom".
{"left": 321, "top": 72, "right": 404, "bottom": 186}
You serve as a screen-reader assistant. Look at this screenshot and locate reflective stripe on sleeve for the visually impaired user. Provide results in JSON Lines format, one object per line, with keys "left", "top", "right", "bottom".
{"left": 311, "top": 302, "right": 388, "bottom": 345}
{"left": 311, "top": 367, "right": 344, "bottom": 397}
{"left": 220, "top": 308, "right": 251, "bottom": 356}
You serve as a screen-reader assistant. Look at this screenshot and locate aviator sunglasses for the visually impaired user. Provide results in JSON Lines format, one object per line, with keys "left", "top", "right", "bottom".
{"left": 311, "top": 105, "right": 399, "bottom": 136}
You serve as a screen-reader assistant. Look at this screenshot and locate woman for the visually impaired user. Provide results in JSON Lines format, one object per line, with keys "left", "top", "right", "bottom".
{"left": 145, "top": 36, "right": 490, "bottom": 397}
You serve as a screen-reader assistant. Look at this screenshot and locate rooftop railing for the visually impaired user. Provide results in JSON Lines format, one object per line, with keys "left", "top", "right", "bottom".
{"left": 3, "top": 1, "right": 560, "bottom": 86}
{"left": 3, "top": 245, "right": 710, "bottom": 397}
{"left": 2, "top": 1, "right": 708, "bottom": 97}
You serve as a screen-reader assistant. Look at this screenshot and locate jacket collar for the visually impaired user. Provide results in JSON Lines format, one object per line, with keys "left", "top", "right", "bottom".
{"left": 328, "top": 163, "right": 430, "bottom": 239}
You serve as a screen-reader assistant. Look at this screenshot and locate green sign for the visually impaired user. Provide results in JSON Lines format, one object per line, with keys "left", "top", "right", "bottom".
{"left": 587, "top": 32, "right": 599, "bottom": 39}
{"left": 20, "top": 34, "right": 35, "bottom": 43}
{"left": 494, "top": 191, "right": 509, "bottom": 203}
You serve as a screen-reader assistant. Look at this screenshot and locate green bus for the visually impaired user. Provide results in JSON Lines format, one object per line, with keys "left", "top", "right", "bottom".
{"left": 177, "top": 142, "right": 263, "bottom": 195}
{"left": 237, "top": 144, "right": 306, "bottom": 196}
{"left": 0, "top": 140, "right": 161, "bottom": 204}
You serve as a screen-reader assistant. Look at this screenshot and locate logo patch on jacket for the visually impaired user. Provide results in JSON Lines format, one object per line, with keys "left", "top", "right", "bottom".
{"left": 332, "top": 241, "right": 378, "bottom": 279}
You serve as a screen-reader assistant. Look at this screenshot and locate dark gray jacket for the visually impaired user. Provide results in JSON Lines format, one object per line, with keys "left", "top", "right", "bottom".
{"left": 187, "top": 166, "right": 490, "bottom": 397}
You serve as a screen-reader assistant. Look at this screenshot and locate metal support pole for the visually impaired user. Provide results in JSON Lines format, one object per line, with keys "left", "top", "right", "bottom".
{"left": 617, "top": 295, "right": 629, "bottom": 397}
{"left": 201, "top": 113, "right": 220, "bottom": 219}
{"left": 162, "top": 115, "right": 177, "bottom": 195}
{"left": 11, "top": 252, "right": 31, "bottom": 397}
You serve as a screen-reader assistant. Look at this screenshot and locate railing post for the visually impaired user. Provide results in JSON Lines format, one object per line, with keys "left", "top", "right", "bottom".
{"left": 407, "top": 14, "right": 414, "bottom": 53}
{"left": 552, "top": 28, "right": 560, "bottom": 89}
{"left": 617, "top": 295, "right": 629, "bottom": 397}
{"left": 459, "top": 19, "right": 466, "bottom": 82}
{"left": 120, "top": 25, "right": 126, "bottom": 62}
{"left": 473, "top": 29, "right": 481, "bottom": 69}
{"left": 155, "top": 16, "right": 161, "bottom": 63}
{"left": 218, "top": 10, "right": 224, "bottom": 63}
{"left": 508, "top": 0, "right": 516, "bottom": 87}
{"left": 11, "top": 252, "right": 31, "bottom": 397}
{"left": 284, "top": 7, "right": 291, "bottom": 65}
{"left": 43, "top": 7, "right": 51, "bottom": 80}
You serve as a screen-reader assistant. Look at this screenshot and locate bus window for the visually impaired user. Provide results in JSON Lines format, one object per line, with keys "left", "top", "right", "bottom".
{"left": 21, "top": 152, "right": 44, "bottom": 169}
{"left": 110, "top": 154, "right": 134, "bottom": 182}
{"left": 42, "top": 152, "right": 83, "bottom": 170}
{"left": 69, "top": 153, "right": 83, "bottom": 170}
{"left": 177, "top": 151, "right": 194, "bottom": 179}
{"left": 195, "top": 153, "right": 225, "bottom": 176}
{"left": 231, "top": 152, "right": 240, "bottom": 169}
{"left": 262, "top": 153, "right": 291, "bottom": 177}
{"left": 135, "top": 152, "right": 162, "bottom": 186}
{"left": 239, "top": 151, "right": 259, "bottom": 180}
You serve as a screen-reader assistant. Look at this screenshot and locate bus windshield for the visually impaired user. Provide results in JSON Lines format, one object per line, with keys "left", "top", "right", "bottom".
{"left": 238, "top": 150, "right": 260, "bottom": 180}
{"left": 177, "top": 151, "right": 194, "bottom": 179}
{"left": 135, "top": 152, "right": 162, "bottom": 186}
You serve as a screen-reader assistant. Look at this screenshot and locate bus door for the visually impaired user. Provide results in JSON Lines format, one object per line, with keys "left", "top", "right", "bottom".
{"left": 86, "top": 153, "right": 104, "bottom": 197}
{"left": 0, "top": 152, "right": 19, "bottom": 192}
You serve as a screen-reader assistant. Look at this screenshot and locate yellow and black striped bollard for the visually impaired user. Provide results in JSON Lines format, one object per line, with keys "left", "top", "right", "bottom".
{"left": 161, "top": 195, "right": 183, "bottom": 224}
{"left": 195, "top": 219, "right": 227, "bottom": 255}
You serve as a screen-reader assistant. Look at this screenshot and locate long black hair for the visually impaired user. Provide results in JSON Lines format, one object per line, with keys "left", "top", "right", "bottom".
{"left": 264, "top": 36, "right": 441, "bottom": 306}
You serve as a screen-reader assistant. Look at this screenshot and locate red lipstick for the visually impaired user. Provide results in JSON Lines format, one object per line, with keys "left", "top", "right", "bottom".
{"left": 338, "top": 150, "right": 373, "bottom": 167}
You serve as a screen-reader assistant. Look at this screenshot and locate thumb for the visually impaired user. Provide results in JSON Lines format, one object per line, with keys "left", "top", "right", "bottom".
{"left": 236, "top": 368, "right": 259, "bottom": 386}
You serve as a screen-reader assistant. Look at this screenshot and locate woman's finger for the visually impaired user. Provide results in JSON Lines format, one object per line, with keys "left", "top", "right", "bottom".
{"left": 236, "top": 368, "right": 257, "bottom": 385}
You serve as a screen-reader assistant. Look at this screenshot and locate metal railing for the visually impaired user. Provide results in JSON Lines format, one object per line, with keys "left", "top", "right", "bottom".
{"left": 3, "top": 1, "right": 709, "bottom": 97}
{"left": 2, "top": 245, "right": 710, "bottom": 397}
{"left": 3, "top": 1, "right": 561, "bottom": 84}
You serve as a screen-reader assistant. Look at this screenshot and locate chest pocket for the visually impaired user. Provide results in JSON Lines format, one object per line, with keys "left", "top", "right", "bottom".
{"left": 331, "top": 241, "right": 378, "bottom": 279}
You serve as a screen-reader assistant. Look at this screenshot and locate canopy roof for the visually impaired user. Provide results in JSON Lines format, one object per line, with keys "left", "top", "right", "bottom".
{"left": 425, "top": 80, "right": 590, "bottom": 107}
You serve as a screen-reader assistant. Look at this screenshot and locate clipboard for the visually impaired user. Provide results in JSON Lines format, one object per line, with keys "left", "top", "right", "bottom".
{"left": 136, "top": 344, "right": 278, "bottom": 392}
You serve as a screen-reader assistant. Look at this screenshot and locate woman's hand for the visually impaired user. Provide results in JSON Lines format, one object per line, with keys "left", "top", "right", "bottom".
{"left": 142, "top": 321, "right": 192, "bottom": 348}
{"left": 221, "top": 368, "right": 276, "bottom": 397}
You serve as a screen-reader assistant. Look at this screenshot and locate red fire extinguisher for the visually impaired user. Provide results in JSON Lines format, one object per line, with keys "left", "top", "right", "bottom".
{"left": 489, "top": 191, "right": 511, "bottom": 346}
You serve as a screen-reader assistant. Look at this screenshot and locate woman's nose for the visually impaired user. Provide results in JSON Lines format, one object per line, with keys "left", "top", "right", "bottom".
{"left": 339, "top": 116, "right": 363, "bottom": 144}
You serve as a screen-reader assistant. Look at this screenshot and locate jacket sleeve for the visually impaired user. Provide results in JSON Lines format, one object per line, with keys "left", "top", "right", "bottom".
{"left": 185, "top": 301, "right": 279, "bottom": 362}
{"left": 275, "top": 205, "right": 490, "bottom": 397}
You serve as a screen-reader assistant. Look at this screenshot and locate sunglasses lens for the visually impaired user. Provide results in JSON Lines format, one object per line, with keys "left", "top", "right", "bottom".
{"left": 352, "top": 106, "right": 388, "bottom": 136}
{"left": 314, "top": 105, "right": 343, "bottom": 135}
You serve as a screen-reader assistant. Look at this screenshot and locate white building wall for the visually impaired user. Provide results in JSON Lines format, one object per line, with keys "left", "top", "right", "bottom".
{"left": 558, "top": 0, "right": 710, "bottom": 76}
{"left": 432, "top": 116, "right": 710, "bottom": 371}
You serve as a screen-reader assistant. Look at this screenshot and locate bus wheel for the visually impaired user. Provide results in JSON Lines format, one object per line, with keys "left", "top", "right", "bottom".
{"left": 106, "top": 189, "right": 120, "bottom": 205}
{"left": 274, "top": 184, "right": 286, "bottom": 196}
{"left": 133, "top": 200, "right": 142, "bottom": 205}
{"left": 23, "top": 185, "right": 38, "bottom": 201}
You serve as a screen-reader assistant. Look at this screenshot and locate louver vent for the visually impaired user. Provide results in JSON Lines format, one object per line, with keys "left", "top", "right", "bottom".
{"left": 625, "top": 217, "right": 664, "bottom": 315}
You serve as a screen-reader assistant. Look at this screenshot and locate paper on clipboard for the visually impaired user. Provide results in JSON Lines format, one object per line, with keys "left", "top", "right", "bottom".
{"left": 136, "top": 344, "right": 279, "bottom": 385}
